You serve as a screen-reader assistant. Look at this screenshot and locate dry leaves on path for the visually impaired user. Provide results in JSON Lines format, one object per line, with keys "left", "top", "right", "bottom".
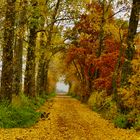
{"left": 0, "top": 96, "right": 140, "bottom": 140}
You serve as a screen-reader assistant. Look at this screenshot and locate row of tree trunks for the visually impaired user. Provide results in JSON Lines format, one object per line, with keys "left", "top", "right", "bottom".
{"left": 0, "top": 0, "right": 139, "bottom": 103}
{"left": 37, "top": 0, "right": 61, "bottom": 95}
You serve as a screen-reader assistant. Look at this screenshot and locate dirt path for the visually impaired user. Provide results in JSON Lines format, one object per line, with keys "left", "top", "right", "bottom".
{"left": 0, "top": 96, "right": 140, "bottom": 140}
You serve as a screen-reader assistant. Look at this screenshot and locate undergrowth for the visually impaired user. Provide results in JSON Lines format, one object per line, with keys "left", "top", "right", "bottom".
{"left": 67, "top": 92, "right": 80, "bottom": 100}
{"left": 88, "top": 90, "right": 140, "bottom": 129}
{"left": 0, "top": 92, "right": 56, "bottom": 128}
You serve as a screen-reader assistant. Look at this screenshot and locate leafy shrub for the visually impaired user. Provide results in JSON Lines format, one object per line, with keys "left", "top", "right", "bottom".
{"left": 47, "top": 92, "right": 56, "bottom": 98}
{"left": 71, "top": 94, "right": 81, "bottom": 100}
{"left": 88, "top": 91, "right": 119, "bottom": 120}
{"left": 68, "top": 81, "right": 81, "bottom": 99}
{"left": 113, "top": 114, "right": 128, "bottom": 128}
{"left": 117, "top": 58, "right": 140, "bottom": 128}
{"left": 103, "top": 101, "right": 118, "bottom": 120}
{"left": 88, "top": 90, "right": 108, "bottom": 111}
{"left": 31, "top": 96, "right": 46, "bottom": 110}
{"left": 134, "top": 115, "right": 140, "bottom": 130}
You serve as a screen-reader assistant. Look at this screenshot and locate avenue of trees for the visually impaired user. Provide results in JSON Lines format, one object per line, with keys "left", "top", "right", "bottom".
{"left": 0, "top": 0, "right": 139, "bottom": 129}
{"left": 0, "top": 0, "right": 84, "bottom": 101}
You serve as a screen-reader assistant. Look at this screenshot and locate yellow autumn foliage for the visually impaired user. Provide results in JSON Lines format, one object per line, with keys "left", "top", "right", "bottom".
{"left": 88, "top": 91, "right": 106, "bottom": 111}
{"left": 118, "top": 57, "right": 140, "bottom": 129}
{"left": 88, "top": 91, "right": 118, "bottom": 120}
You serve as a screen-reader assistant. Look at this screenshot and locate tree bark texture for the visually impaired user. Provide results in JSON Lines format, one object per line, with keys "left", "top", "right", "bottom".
{"left": 24, "top": 28, "right": 36, "bottom": 97}
{"left": 13, "top": 0, "right": 27, "bottom": 95}
{"left": 24, "top": 1, "right": 38, "bottom": 97}
{"left": 0, "top": 0, "right": 16, "bottom": 102}
{"left": 37, "top": 0, "right": 61, "bottom": 95}
{"left": 126, "top": 0, "right": 140, "bottom": 60}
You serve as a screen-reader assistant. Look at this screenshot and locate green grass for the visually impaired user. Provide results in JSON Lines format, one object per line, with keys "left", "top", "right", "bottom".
{"left": 45, "top": 92, "right": 56, "bottom": 99}
{"left": 0, "top": 92, "right": 56, "bottom": 128}
{"left": 67, "top": 92, "right": 80, "bottom": 100}
{"left": 0, "top": 104, "right": 41, "bottom": 128}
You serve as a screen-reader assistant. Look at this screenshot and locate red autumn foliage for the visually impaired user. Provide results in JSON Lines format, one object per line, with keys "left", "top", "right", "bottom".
{"left": 65, "top": 2, "right": 125, "bottom": 92}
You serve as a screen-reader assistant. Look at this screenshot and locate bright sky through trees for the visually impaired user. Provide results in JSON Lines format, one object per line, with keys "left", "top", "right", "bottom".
{"left": 56, "top": 82, "right": 69, "bottom": 92}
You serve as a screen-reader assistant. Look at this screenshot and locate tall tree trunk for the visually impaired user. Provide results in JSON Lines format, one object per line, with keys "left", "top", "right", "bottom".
{"left": 0, "top": 0, "right": 16, "bottom": 102}
{"left": 13, "top": 0, "right": 27, "bottom": 95}
{"left": 37, "top": 0, "right": 61, "bottom": 95}
{"left": 121, "top": 0, "right": 140, "bottom": 86}
{"left": 112, "top": 0, "right": 140, "bottom": 101}
{"left": 24, "top": 28, "right": 36, "bottom": 97}
{"left": 126, "top": 0, "right": 140, "bottom": 60}
{"left": 37, "top": 55, "right": 50, "bottom": 95}
{"left": 24, "top": 1, "right": 38, "bottom": 97}
{"left": 37, "top": 33, "right": 46, "bottom": 95}
{"left": 43, "top": 59, "right": 50, "bottom": 93}
{"left": 43, "top": 0, "right": 61, "bottom": 94}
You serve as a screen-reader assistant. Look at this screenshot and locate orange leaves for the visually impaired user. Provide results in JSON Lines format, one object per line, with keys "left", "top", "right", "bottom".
{"left": 64, "top": 1, "right": 127, "bottom": 95}
{"left": 66, "top": 46, "right": 87, "bottom": 64}
{"left": 93, "top": 52, "right": 117, "bottom": 89}
{"left": 94, "top": 77, "right": 112, "bottom": 90}
{"left": 104, "top": 38, "right": 120, "bottom": 53}
{"left": 87, "top": 2, "right": 102, "bottom": 15}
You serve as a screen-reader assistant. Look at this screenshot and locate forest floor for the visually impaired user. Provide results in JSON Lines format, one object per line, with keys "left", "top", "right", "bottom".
{"left": 0, "top": 95, "right": 140, "bottom": 140}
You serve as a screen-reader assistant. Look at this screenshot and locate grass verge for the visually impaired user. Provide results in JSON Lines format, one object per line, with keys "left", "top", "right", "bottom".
{"left": 0, "top": 92, "right": 56, "bottom": 128}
